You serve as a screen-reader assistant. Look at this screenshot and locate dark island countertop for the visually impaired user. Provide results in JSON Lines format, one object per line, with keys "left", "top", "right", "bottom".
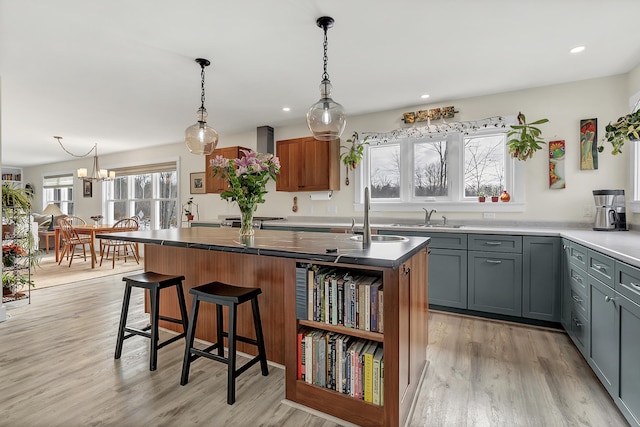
{"left": 98, "top": 227, "right": 430, "bottom": 269}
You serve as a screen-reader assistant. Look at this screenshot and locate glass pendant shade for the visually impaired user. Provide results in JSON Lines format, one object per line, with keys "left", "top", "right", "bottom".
{"left": 307, "top": 79, "right": 346, "bottom": 141}
{"left": 184, "top": 107, "right": 218, "bottom": 155}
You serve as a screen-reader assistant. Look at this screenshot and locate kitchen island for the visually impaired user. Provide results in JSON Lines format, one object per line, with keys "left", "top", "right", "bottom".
{"left": 99, "top": 227, "right": 430, "bottom": 427}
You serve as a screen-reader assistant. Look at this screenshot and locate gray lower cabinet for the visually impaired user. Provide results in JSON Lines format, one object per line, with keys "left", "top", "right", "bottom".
{"left": 522, "top": 236, "right": 561, "bottom": 322}
{"left": 560, "top": 239, "right": 572, "bottom": 330}
{"left": 616, "top": 291, "right": 640, "bottom": 427}
{"left": 588, "top": 275, "right": 618, "bottom": 396}
{"left": 429, "top": 248, "right": 468, "bottom": 308}
{"left": 468, "top": 251, "right": 522, "bottom": 316}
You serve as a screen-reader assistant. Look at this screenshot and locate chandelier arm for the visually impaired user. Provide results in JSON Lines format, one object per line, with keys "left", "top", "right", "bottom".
{"left": 54, "top": 136, "right": 96, "bottom": 158}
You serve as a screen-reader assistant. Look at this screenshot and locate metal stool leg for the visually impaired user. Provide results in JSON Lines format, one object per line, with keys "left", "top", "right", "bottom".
{"left": 115, "top": 283, "right": 132, "bottom": 359}
{"left": 180, "top": 296, "right": 200, "bottom": 386}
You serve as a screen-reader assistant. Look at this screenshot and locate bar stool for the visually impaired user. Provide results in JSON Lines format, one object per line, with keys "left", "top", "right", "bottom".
{"left": 115, "top": 272, "right": 189, "bottom": 371}
{"left": 180, "top": 281, "right": 269, "bottom": 404}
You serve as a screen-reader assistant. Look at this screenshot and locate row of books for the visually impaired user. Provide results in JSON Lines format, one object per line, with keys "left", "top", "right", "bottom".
{"left": 297, "top": 327, "right": 384, "bottom": 406}
{"left": 2, "top": 173, "right": 21, "bottom": 181}
{"left": 296, "top": 265, "right": 384, "bottom": 333}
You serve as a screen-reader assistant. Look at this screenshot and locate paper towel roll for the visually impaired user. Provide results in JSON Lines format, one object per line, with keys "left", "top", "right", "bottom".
{"left": 309, "top": 191, "right": 333, "bottom": 201}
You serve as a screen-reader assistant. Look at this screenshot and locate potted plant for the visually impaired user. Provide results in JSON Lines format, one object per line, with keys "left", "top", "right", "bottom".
{"left": 184, "top": 197, "right": 194, "bottom": 221}
{"left": 340, "top": 131, "right": 369, "bottom": 185}
{"left": 603, "top": 108, "right": 640, "bottom": 155}
{"left": 491, "top": 189, "right": 499, "bottom": 202}
{"left": 478, "top": 191, "right": 486, "bottom": 202}
{"left": 507, "top": 112, "right": 549, "bottom": 161}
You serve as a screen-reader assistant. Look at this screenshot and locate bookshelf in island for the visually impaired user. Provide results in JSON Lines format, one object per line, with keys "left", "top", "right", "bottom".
{"left": 99, "top": 227, "right": 430, "bottom": 427}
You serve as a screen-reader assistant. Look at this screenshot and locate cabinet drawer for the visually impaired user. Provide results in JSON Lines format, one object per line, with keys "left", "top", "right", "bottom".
{"left": 569, "top": 309, "right": 588, "bottom": 356}
{"left": 570, "top": 283, "right": 588, "bottom": 319}
{"left": 615, "top": 261, "right": 640, "bottom": 306}
{"left": 382, "top": 231, "right": 467, "bottom": 249}
{"left": 468, "top": 234, "right": 522, "bottom": 253}
{"left": 588, "top": 250, "right": 615, "bottom": 288}
{"left": 568, "top": 263, "right": 588, "bottom": 297}
{"left": 569, "top": 242, "right": 588, "bottom": 270}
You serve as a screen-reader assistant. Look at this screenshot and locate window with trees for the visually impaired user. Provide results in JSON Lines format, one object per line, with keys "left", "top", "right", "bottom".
{"left": 361, "top": 125, "right": 522, "bottom": 211}
{"left": 103, "top": 162, "right": 178, "bottom": 229}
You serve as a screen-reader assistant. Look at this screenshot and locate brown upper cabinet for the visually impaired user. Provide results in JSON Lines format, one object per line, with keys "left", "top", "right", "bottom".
{"left": 204, "top": 146, "right": 250, "bottom": 194}
{"left": 275, "top": 136, "right": 340, "bottom": 192}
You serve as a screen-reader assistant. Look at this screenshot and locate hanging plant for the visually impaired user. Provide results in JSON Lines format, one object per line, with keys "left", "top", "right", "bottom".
{"left": 603, "top": 108, "right": 640, "bottom": 155}
{"left": 506, "top": 112, "right": 549, "bottom": 161}
{"left": 340, "top": 131, "right": 369, "bottom": 185}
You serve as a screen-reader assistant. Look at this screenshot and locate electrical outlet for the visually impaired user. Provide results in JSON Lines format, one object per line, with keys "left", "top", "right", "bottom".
{"left": 483, "top": 212, "right": 496, "bottom": 219}
{"left": 583, "top": 205, "right": 593, "bottom": 217}
{"left": 327, "top": 205, "right": 338, "bottom": 214}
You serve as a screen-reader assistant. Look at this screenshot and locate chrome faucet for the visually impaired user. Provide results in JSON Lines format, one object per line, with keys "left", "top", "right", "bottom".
{"left": 363, "top": 187, "right": 371, "bottom": 248}
{"left": 423, "top": 208, "right": 437, "bottom": 225}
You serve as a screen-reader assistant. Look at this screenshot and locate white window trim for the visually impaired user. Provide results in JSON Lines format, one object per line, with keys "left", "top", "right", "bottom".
{"left": 354, "top": 117, "right": 525, "bottom": 213}
{"left": 629, "top": 91, "right": 640, "bottom": 214}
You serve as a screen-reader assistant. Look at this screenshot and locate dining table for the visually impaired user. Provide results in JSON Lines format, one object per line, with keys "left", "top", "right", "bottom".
{"left": 55, "top": 223, "right": 138, "bottom": 268}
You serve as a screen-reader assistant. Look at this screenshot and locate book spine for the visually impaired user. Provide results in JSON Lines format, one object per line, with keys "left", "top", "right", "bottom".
{"left": 295, "top": 266, "right": 308, "bottom": 320}
{"left": 378, "top": 288, "right": 384, "bottom": 333}
{"left": 297, "top": 328, "right": 303, "bottom": 380}
{"left": 370, "top": 284, "right": 378, "bottom": 332}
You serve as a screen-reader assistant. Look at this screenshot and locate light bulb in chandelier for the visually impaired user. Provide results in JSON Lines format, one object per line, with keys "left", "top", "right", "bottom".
{"left": 307, "top": 17, "right": 346, "bottom": 141}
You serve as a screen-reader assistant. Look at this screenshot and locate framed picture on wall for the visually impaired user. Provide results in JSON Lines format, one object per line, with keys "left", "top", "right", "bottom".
{"left": 190, "top": 172, "right": 206, "bottom": 194}
{"left": 83, "top": 179, "right": 92, "bottom": 198}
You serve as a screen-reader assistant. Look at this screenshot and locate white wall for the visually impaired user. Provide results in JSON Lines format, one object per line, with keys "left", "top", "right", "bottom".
{"left": 23, "top": 74, "right": 639, "bottom": 227}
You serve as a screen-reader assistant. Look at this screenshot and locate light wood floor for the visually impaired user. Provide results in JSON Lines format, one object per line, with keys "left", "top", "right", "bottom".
{"left": 0, "top": 274, "right": 629, "bottom": 427}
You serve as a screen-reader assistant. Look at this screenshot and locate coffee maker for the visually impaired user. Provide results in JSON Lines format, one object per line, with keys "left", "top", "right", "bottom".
{"left": 593, "top": 189, "right": 627, "bottom": 231}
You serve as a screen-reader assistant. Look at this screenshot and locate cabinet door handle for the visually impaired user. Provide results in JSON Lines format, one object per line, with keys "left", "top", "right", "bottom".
{"left": 630, "top": 282, "right": 640, "bottom": 290}
{"left": 485, "top": 259, "right": 502, "bottom": 264}
{"left": 572, "top": 317, "right": 583, "bottom": 327}
{"left": 571, "top": 273, "right": 583, "bottom": 284}
{"left": 484, "top": 241, "right": 502, "bottom": 246}
{"left": 604, "top": 295, "right": 615, "bottom": 303}
{"left": 572, "top": 295, "right": 583, "bottom": 303}
{"left": 576, "top": 255, "right": 584, "bottom": 261}
{"left": 402, "top": 264, "right": 411, "bottom": 275}
{"left": 592, "top": 263, "right": 606, "bottom": 272}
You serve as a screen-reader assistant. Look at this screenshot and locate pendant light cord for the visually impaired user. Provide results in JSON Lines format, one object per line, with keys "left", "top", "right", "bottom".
{"left": 322, "top": 26, "right": 329, "bottom": 81}
{"left": 200, "top": 64, "right": 206, "bottom": 111}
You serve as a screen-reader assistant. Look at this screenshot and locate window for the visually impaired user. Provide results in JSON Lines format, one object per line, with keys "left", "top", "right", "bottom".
{"left": 42, "top": 174, "right": 74, "bottom": 214}
{"left": 359, "top": 123, "right": 523, "bottom": 211}
{"left": 103, "top": 162, "right": 178, "bottom": 229}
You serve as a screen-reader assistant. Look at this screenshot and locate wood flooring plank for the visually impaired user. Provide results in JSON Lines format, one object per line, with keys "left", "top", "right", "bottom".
{"left": 0, "top": 279, "right": 630, "bottom": 426}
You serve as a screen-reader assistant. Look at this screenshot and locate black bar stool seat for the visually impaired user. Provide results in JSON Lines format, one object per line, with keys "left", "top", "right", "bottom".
{"left": 180, "top": 281, "right": 269, "bottom": 404}
{"left": 115, "top": 272, "right": 189, "bottom": 371}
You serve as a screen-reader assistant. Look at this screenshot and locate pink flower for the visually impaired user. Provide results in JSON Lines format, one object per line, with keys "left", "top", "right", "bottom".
{"left": 209, "top": 155, "right": 229, "bottom": 168}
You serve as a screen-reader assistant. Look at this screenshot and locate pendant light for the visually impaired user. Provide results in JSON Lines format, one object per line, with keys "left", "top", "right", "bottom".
{"left": 184, "top": 58, "right": 219, "bottom": 155}
{"left": 306, "top": 16, "right": 346, "bottom": 141}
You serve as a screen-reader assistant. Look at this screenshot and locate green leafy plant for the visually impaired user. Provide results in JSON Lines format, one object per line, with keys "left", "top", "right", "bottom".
{"left": 507, "top": 112, "right": 549, "bottom": 161}
{"left": 2, "top": 182, "right": 33, "bottom": 212}
{"left": 604, "top": 109, "right": 640, "bottom": 155}
{"left": 340, "top": 132, "right": 369, "bottom": 171}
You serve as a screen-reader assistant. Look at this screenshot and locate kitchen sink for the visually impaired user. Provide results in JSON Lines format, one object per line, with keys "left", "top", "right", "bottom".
{"left": 349, "top": 234, "right": 409, "bottom": 242}
{"left": 388, "top": 223, "right": 463, "bottom": 229}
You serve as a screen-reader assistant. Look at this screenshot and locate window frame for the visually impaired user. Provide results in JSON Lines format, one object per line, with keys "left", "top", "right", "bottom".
{"left": 355, "top": 126, "right": 525, "bottom": 212}
{"left": 42, "top": 173, "right": 75, "bottom": 215}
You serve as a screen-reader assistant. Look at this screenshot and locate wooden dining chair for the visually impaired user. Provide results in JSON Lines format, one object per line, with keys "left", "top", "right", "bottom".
{"left": 99, "top": 218, "right": 140, "bottom": 268}
{"left": 65, "top": 215, "right": 87, "bottom": 225}
{"left": 57, "top": 217, "right": 93, "bottom": 267}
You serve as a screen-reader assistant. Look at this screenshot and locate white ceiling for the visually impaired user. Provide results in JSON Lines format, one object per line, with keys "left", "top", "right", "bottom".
{"left": 2, "top": 0, "right": 640, "bottom": 167}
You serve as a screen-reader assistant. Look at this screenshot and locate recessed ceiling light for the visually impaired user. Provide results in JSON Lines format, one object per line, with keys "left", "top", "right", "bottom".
{"left": 570, "top": 46, "right": 585, "bottom": 54}
{"left": 420, "top": 94, "right": 430, "bottom": 99}
{"left": 282, "top": 107, "right": 291, "bottom": 112}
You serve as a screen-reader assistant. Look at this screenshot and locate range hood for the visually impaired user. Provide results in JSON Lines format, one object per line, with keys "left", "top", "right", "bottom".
{"left": 257, "top": 125, "right": 274, "bottom": 154}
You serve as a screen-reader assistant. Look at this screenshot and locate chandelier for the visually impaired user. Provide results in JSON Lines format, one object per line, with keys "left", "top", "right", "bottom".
{"left": 54, "top": 136, "right": 115, "bottom": 181}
